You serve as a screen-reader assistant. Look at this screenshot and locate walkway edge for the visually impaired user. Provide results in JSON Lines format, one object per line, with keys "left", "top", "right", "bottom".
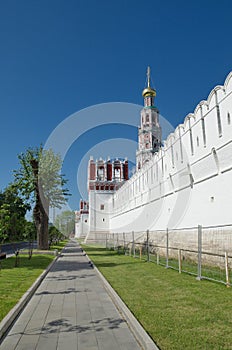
{"left": 0, "top": 254, "right": 59, "bottom": 342}
{"left": 85, "top": 252, "right": 160, "bottom": 350}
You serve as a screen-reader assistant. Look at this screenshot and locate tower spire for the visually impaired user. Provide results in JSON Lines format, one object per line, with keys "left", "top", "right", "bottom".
{"left": 147, "top": 66, "right": 151, "bottom": 88}
{"left": 142, "top": 66, "right": 156, "bottom": 107}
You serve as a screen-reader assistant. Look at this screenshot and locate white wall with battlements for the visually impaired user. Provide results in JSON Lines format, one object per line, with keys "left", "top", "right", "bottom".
{"left": 109, "top": 72, "right": 232, "bottom": 232}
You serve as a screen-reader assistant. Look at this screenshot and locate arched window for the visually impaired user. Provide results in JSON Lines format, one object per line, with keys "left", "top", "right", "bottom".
{"left": 228, "top": 113, "right": 231, "bottom": 125}
{"left": 212, "top": 148, "right": 220, "bottom": 174}
{"left": 171, "top": 145, "right": 174, "bottom": 168}
{"left": 188, "top": 119, "right": 194, "bottom": 155}
{"left": 217, "top": 105, "right": 222, "bottom": 136}
{"left": 97, "top": 167, "right": 104, "bottom": 181}
{"left": 201, "top": 117, "right": 206, "bottom": 147}
{"left": 215, "top": 92, "right": 222, "bottom": 137}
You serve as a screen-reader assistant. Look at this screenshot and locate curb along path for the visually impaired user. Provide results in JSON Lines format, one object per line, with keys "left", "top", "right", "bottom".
{"left": 0, "top": 240, "right": 157, "bottom": 350}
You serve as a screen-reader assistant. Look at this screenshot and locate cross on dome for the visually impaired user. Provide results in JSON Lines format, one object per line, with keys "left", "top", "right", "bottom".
{"left": 142, "top": 66, "right": 156, "bottom": 98}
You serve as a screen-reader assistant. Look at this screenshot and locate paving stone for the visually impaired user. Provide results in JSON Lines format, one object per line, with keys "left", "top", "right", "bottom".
{"left": 78, "top": 331, "right": 98, "bottom": 348}
{"left": 0, "top": 240, "right": 143, "bottom": 350}
{"left": 36, "top": 333, "right": 58, "bottom": 350}
{"left": 120, "top": 342, "right": 142, "bottom": 350}
{"left": 17, "top": 334, "right": 40, "bottom": 349}
{"left": 0, "top": 333, "right": 21, "bottom": 350}
{"left": 57, "top": 331, "right": 78, "bottom": 350}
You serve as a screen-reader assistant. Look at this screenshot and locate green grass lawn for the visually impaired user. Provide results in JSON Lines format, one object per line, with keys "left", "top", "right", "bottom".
{"left": 0, "top": 240, "right": 68, "bottom": 323}
{"left": 50, "top": 239, "right": 68, "bottom": 251}
{"left": 82, "top": 245, "right": 232, "bottom": 350}
{"left": 0, "top": 254, "right": 55, "bottom": 322}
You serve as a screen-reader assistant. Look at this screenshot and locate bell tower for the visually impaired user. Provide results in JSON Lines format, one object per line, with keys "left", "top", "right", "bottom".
{"left": 136, "top": 67, "right": 162, "bottom": 170}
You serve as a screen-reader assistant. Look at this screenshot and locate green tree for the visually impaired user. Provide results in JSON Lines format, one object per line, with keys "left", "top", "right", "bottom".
{"left": 48, "top": 225, "right": 64, "bottom": 247}
{"left": 54, "top": 210, "right": 75, "bottom": 237}
{"left": 0, "top": 185, "right": 29, "bottom": 243}
{"left": 0, "top": 204, "right": 11, "bottom": 251}
{"left": 0, "top": 185, "right": 29, "bottom": 266}
{"left": 14, "top": 146, "right": 69, "bottom": 250}
{"left": 23, "top": 221, "right": 37, "bottom": 259}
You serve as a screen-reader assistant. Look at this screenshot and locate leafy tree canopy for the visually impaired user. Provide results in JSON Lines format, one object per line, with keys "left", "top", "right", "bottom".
{"left": 0, "top": 185, "right": 29, "bottom": 244}
{"left": 13, "top": 146, "right": 70, "bottom": 250}
{"left": 14, "top": 146, "right": 69, "bottom": 209}
{"left": 54, "top": 210, "right": 75, "bottom": 236}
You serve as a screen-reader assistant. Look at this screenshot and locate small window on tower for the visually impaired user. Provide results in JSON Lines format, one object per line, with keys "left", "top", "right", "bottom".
{"left": 100, "top": 204, "right": 104, "bottom": 210}
{"left": 114, "top": 168, "right": 120, "bottom": 181}
{"left": 97, "top": 167, "right": 104, "bottom": 181}
{"left": 146, "top": 115, "right": 149, "bottom": 123}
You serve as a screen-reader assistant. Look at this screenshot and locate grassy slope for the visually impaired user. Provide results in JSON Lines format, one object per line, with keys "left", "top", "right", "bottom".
{"left": 82, "top": 245, "right": 232, "bottom": 350}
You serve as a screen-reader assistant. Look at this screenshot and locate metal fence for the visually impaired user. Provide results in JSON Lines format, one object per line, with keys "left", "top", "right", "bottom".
{"left": 105, "top": 225, "right": 232, "bottom": 287}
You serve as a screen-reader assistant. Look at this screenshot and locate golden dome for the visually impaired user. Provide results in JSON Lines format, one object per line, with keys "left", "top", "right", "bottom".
{"left": 142, "top": 86, "right": 156, "bottom": 98}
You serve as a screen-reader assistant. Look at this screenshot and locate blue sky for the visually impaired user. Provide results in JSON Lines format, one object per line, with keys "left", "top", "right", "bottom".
{"left": 0, "top": 0, "right": 231, "bottom": 211}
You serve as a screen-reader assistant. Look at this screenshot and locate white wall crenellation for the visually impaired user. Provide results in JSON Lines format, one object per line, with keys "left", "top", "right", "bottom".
{"left": 75, "top": 71, "right": 232, "bottom": 239}
{"left": 109, "top": 71, "right": 232, "bottom": 232}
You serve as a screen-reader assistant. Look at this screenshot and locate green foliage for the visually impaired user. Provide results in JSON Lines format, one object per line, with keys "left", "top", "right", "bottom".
{"left": 13, "top": 146, "right": 70, "bottom": 249}
{"left": 14, "top": 146, "right": 69, "bottom": 207}
{"left": 0, "top": 204, "right": 11, "bottom": 245}
{"left": 39, "top": 149, "right": 70, "bottom": 208}
{"left": 83, "top": 245, "right": 232, "bottom": 350}
{"left": 48, "top": 225, "right": 64, "bottom": 247}
{"left": 23, "top": 221, "right": 36, "bottom": 241}
{"left": 54, "top": 210, "right": 75, "bottom": 236}
{"left": 0, "top": 185, "right": 29, "bottom": 244}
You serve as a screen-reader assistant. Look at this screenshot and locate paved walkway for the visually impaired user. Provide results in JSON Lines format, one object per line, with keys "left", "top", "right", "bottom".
{"left": 0, "top": 240, "right": 142, "bottom": 350}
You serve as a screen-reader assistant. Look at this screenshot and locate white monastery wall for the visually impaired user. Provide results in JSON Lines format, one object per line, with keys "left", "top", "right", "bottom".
{"left": 109, "top": 72, "right": 232, "bottom": 232}
{"left": 88, "top": 191, "right": 112, "bottom": 232}
{"left": 75, "top": 213, "right": 89, "bottom": 238}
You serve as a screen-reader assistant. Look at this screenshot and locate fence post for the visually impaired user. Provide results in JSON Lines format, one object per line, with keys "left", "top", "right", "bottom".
{"left": 106, "top": 233, "right": 108, "bottom": 249}
{"left": 147, "top": 229, "right": 150, "bottom": 262}
{"left": 123, "top": 232, "right": 126, "bottom": 254}
{"left": 132, "top": 231, "right": 135, "bottom": 257}
{"left": 166, "top": 228, "right": 169, "bottom": 268}
{"left": 196, "top": 225, "right": 202, "bottom": 281}
{"left": 178, "top": 249, "right": 182, "bottom": 274}
{"left": 139, "top": 246, "right": 142, "bottom": 260}
{"left": 225, "top": 252, "right": 230, "bottom": 287}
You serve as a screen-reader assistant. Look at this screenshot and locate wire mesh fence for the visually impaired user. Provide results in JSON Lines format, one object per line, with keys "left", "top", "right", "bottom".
{"left": 105, "top": 225, "right": 232, "bottom": 287}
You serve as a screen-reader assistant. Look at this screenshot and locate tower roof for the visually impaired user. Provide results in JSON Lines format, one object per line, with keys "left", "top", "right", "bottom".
{"left": 142, "top": 66, "right": 156, "bottom": 98}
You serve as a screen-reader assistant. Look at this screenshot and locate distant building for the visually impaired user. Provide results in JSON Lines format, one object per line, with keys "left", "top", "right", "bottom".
{"left": 136, "top": 66, "right": 161, "bottom": 169}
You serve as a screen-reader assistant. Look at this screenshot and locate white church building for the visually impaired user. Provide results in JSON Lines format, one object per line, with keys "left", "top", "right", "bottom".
{"left": 75, "top": 68, "right": 232, "bottom": 243}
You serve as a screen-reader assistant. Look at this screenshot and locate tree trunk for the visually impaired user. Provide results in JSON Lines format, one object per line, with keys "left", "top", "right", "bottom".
{"left": 31, "top": 159, "right": 49, "bottom": 250}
